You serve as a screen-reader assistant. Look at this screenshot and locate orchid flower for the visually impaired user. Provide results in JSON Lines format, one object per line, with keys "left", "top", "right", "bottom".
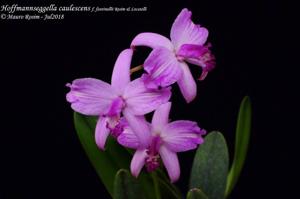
{"left": 131, "top": 8, "right": 216, "bottom": 103}
{"left": 66, "top": 49, "right": 171, "bottom": 149}
{"left": 118, "top": 102, "right": 206, "bottom": 182}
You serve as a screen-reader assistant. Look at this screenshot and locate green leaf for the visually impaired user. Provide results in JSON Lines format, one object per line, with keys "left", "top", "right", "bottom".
{"left": 187, "top": 188, "right": 208, "bottom": 199}
{"left": 190, "top": 131, "right": 229, "bottom": 199}
{"left": 73, "top": 112, "right": 131, "bottom": 196}
{"left": 113, "top": 169, "right": 145, "bottom": 199}
{"left": 226, "top": 96, "right": 252, "bottom": 197}
{"left": 135, "top": 172, "right": 157, "bottom": 199}
{"left": 156, "top": 169, "right": 182, "bottom": 199}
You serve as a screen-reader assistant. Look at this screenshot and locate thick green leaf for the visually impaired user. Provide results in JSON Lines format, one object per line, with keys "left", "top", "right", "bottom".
{"left": 156, "top": 169, "right": 182, "bottom": 199}
{"left": 105, "top": 136, "right": 131, "bottom": 169}
{"left": 187, "top": 188, "right": 208, "bottom": 199}
{"left": 226, "top": 96, "right": 252, "bottom": 197}
{"left": 136, "top": 172, "right": 157, "bottom": 199}
{"left": 114, "top": 169, "right": 145, "bottom": 199}
{"left": 190, "top": 131, "right": 229, "bottom": 199}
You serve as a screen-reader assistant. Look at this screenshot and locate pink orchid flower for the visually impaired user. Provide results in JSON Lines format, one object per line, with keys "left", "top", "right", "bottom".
{"left": 118, "top": 102, "right": 206, "bottom": 182}
{"left": 131, "top": 8, "right": 215, "bottom": 103}
{"left": 66, "top": 49, "right": 171, "bottom": 149}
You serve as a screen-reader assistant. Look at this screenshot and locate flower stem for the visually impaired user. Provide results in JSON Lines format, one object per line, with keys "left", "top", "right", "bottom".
{"left": 151, "top": 172, "right": 161, "bottom": 199}
{"left": 130, "top": 65, "right": 143, "bottom": 74}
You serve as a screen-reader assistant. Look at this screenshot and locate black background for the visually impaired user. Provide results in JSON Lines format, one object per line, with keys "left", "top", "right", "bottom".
{"left": 1, "top": 0, "right": 297, "bottom": 198}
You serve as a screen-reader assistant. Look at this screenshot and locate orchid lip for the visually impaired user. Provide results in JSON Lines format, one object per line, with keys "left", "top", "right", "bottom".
{"left": 145, "top": 135, "right": 162, "bottom": 172}
{"left": 145, "top": 153, "right": 160, "bottom": 172}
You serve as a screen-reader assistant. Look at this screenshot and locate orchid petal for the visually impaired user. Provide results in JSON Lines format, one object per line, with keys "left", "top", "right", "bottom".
{"left": 111, "top": 49, "right": 133, "bottom": 94}
{"left": 143, "top": 47, "right": 182, "bottom": 89}
{"left": 130, "top": 149, "right": 148, "bottom": 178}
{"left": 66, "top": 78, "right": 117, "bottom": 115}
{"left": 161, "top": 120, "right": 206, "bottom": 152}
{"left": 117, "top": 125, "right": 140, "bottom": 149}
{"left": 159, "top": 146, "right": 180, "bottom": 183}
{"left": 177, "top": 62, "right": 197, "bottom": 103}
{"left": 170, "top": 8, "right": 208, "bottom": 49}
{"left": 95, "top": 117, "right": 110, "bottom": 150}
{"left": 131, "top": 32, "right": 173, "bottom": 51}
{"left": 151, "top": 102, "right": 171, "bottom": 132}
{"left": 123, "top": 110, "right": 151, "bottom": 148}
{"left": 123, "top": 78, "right": 171, "bottom": 115}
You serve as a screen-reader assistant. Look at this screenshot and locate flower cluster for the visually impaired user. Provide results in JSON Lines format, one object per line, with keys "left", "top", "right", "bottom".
{"left": 66, "top": 8, "right": 215, "bottom": 183}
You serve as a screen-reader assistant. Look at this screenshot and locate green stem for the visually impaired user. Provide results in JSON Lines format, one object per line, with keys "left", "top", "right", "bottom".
{"left": 151, "top": 172, "right": 161, "bottom": 199}
{"left": 130, "top": 65, "right": 143, "bottom": 74}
